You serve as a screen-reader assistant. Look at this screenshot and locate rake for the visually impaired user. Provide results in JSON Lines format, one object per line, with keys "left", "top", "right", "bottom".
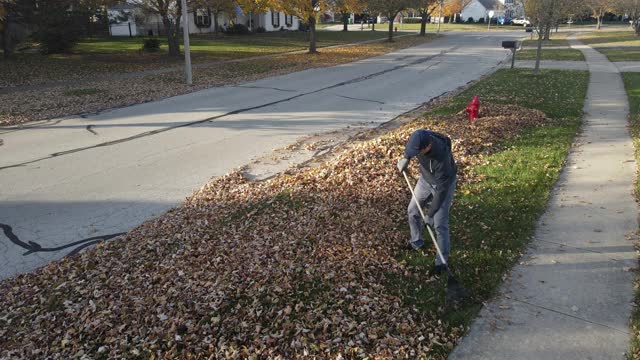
{"left": 402, "top": 170, "right": 470, "bottom": 304}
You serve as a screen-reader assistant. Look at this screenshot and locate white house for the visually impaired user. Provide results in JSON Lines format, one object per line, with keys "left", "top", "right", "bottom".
{"left": 235, "top": 9, "right": 300, "bottom": 32}
{"left": 460, "top": 0, "right": 523, "bottom": 23}
{"left": 107, "top": 5, "right": 299, "bottom": 37}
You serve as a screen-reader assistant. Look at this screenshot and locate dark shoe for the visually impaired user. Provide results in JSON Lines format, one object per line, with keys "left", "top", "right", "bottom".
{"left": 407, "top": 239, "right": 424, "bottom": 251}
{"left": 429, "top": 264, "right": 447, "bottom": 276}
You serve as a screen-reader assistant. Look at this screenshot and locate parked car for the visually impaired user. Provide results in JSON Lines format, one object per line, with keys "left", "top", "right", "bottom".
{"left": 498, "top": 17, "right": 512, "bottom": 25}
{"left": 512, "top": 17, "right": 531, "bottom": 26}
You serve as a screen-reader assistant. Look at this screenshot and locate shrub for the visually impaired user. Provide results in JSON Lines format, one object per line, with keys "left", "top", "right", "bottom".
{"left": 478, "top": 17, "right": 485, "bottom": 24}
{"left": 34, "top": 1, "right": 86, "bottom": 54}
{"left": 256, "top": 26, "right": 266, "bottom": 33}
{"left": 226, "top": 24, "right": 250, "bottom": 34}
{"left": 466, "top": 17, "right": 474, "bottom": 23}
{"left": 142, "top": 38, "right": 161, "bottom": 52}
{"left": 403, "top": 17, "right": 423, "bottom": 24}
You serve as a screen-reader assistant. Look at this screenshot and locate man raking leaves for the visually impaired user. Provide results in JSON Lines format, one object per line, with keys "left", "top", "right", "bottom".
{"left": 397, "top": 129, "right": 469, "bottom": 304}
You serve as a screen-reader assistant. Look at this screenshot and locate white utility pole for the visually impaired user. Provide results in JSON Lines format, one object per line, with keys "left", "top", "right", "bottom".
{"left": 180, "top": 0, "right": 193, "bottom": 85}
{"left": 437, "top": 0, "right": 443, "bottom": 33}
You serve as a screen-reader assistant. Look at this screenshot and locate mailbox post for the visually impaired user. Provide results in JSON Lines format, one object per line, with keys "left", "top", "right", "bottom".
{"left": 502, "top": 40, "right": 518, "bottom": 69}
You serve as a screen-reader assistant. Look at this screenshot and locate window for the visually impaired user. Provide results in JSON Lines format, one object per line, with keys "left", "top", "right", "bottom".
{"left": 285, "top": 14, "right": 293, "bottom": 26}
{"left": 195, "top": 8, "right": 211, "bottom": 28}
{"left": 272, "top": 10, "right": 280, "bottom": 27}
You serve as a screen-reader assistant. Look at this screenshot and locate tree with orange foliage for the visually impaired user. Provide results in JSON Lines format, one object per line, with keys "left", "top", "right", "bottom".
{"left": 442, "top": 0, "right": 471, "bottom": 23}
{"left": 585, "top": 0, "right": 614, "bottom": 30}
{"left": 368, "top": 0, "right": 412, "bottom": 41}
{"left": 409, "top": 0, "right": 438, "bottom": 36}
{"left": 235, "top": 0, "right": 276, "bottom": 30}
{"left": 274, "top": 0, "right": 331, "bottom": 53}
{"left": 333, "top": 0, "right": 365, "bottom": 31}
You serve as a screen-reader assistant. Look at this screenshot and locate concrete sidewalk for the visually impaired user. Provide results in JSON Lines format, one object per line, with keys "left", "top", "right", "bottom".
{"left": 450, "top": 40, "right": 639, "bottom": 358}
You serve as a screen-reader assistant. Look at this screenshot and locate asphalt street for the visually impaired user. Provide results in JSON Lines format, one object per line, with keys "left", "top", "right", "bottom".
{"left": 0, "top": 31, "right": 521, "bottom": 280}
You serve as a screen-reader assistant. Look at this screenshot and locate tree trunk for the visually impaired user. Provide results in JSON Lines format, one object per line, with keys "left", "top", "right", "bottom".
{"left": 534, "top": 30, "right": 543, "bottom": 75}
{"left": 635, "top": 19, "right": 640, "bottom": 36}
{"left": 2, "top": 20, "right": 13, "bottom": 58}
{"left": 596, "top": 11, "right": 602, "bottom": 30}
{"left": 388, "top": 16, "right": 394, "bottom": 41}
{"left": 213, "top": 11, "right": 219, "bottom": 33}
{"left": 309, "top": 15, "right": 317, "bottom": 53}
{"left": 342, "top": 12, "right": 348, "bottom": 31}
{"left": 543, "top": 23, "right": 551, "bottom": 40}
{"left": 420, "top": 11, "right": 427, "bottom": 36}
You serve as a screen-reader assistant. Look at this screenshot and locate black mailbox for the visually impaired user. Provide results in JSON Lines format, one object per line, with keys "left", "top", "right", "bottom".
{"left": 502, "top": 41, "right": 517, "bottom": 49}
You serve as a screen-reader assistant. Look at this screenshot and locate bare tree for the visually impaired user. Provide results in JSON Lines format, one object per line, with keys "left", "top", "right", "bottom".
{"left": 615, "top": 0, "right": 640, "bottom": 34}
{"left": 368, "top": 0, "right": 411, "bottom": 41}
{"left": 408, "top": 0, "right": 437, "bottom": 36}
{"left": 192, "top": 0, "right": 235, "bottom": 33}
{"left": 523, "top": 0, "right": 561, "bottom": 74}
{"left": 131, "top": 0, "right": 183, "bottom": 56}
{"left": 585, "top": 0, "right": 614, "bottom": 30}
{"left": 333, "top": 0, "right": 365, "bottom": 31}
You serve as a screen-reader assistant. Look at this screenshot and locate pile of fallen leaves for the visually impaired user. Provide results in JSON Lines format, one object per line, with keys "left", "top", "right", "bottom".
{"left": 0, "top": 104, "right": 547, "bottom": 359}
{"left": 0, "top": 36, "right": 431, "bottom": 127}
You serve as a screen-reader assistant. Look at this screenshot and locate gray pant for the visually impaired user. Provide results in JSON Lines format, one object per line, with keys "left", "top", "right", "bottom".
{"left": 408, "top": 176, "right": 457, "bottom": 266}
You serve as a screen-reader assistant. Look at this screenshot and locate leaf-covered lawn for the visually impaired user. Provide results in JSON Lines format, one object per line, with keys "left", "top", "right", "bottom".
{"left": 0, "top": 35, "right": 434, "bottom": 127}
{"left": 0, "top": 69, "right": 588, "bottom": 358}
{"left": 516, "top": 49, "right": 585, "bottom": 61}
{"left": 622, "top": 72, "right": 640, "bottom": 359}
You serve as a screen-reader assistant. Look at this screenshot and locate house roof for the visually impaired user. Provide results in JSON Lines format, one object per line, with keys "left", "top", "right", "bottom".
{"left": 476, "top": 0, "right": 504, "bottom": 10}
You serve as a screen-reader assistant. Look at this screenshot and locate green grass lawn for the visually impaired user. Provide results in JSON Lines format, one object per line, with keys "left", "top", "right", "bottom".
{"left": 394, "top": 69, "right": 589, "bottom": 348}
{"left": 598, "top": 48, "right": 640, "bottom": 62}
{"left": 74, "top": 30, "right": 406, "bottom": 58}
{"left": 396, "top": 22, "right": 521, "bottom": 32}
{"left": 517, "top": 49, "right": 585, "bottom": 61}
{"left": 580, "top": 30, "right": 640, "bottom": 47}
{"left": 521, "top": 39, "right": 570, "bottom": 47}
{"left": 0, "top": 30, "right": 414, "bottom": 87}
{"left": 622, "top": 72, "right": 640, "bottom": 359}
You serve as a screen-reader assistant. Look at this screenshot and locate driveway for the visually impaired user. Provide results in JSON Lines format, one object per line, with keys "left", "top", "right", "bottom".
{"left": 0, "top": 31, "right": 522, "bottom": 280}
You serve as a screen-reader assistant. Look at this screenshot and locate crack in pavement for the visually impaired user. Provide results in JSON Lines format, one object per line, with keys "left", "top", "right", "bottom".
{"left": 510, "top": 297, "right": 630, "bottom": 335}
{"left": 335, "top": 94, "right": 385, "bottom": 104}
{"left": 538, "top": 239, "right": 631, "bottom": 261}
{"left": 0, "top": 47, "right": 457, "bottom": 171}
{"left": 234, "top": 85, "right": 298, "bottom": 92}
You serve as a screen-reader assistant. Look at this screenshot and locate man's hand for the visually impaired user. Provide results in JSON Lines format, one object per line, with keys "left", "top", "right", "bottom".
{"left": 425, "top": 216, "right": 434, "bottom": 228}
{"left": 397, "top": 158, "right": 409, "bottom": 174}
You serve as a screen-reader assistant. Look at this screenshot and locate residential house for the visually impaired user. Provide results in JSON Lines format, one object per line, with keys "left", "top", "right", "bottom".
{"left": 460, "top": 0, "right": 523, "bottom": 23}
{"left": 107, "top": 4, "right": 299, "bottom": 37}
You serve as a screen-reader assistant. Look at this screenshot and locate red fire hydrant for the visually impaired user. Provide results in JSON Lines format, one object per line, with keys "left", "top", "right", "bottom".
{"left": 466, "top": 96, "right": 480, "bottom": 122}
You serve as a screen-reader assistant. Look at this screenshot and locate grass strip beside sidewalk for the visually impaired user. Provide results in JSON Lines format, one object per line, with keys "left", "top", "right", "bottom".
{"left": 516, "top": 49, "right": 585, "bottom": 61}
{"left": 0, "top": 69, "right": 588, "bottom": 359}
{"left": 599, "top": 48, "right": 640, "bottom": 62}
{"left": 391, "top": 68, "right": 588, "bottom": 356}
{"left": 621, "top": 72, "right": 640, "bottom": 359}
